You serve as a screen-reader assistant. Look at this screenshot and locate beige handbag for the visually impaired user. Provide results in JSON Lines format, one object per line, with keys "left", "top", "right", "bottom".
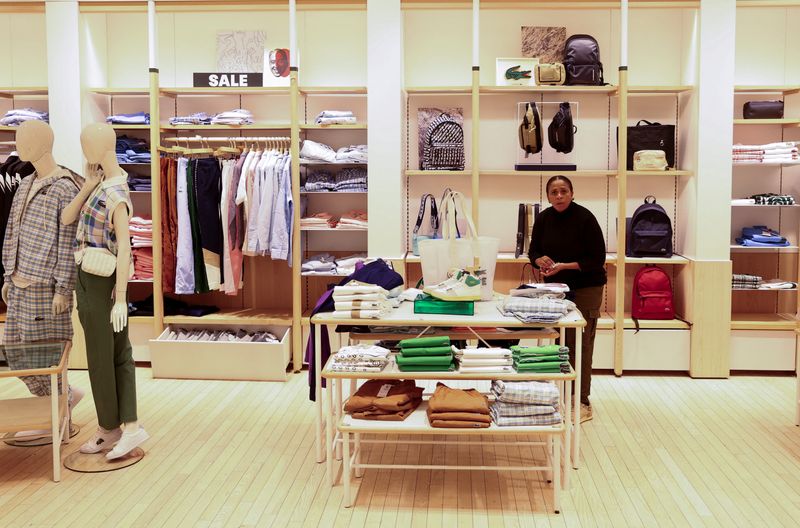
{"left": 633, "top": 150, "right": 668, "bottom": 171}
{"left": 76, "top": 247, "right": 118, "bottom": 277}
{"left": 534, "top": 63, "right": 566, "bottom": 86}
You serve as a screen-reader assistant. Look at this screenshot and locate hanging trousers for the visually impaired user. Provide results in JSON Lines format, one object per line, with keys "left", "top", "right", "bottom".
{"left": 75, "top": 268, "right": 137, "bottom": 430}
{"left": 160, "top": 157, "right": 178, "bottom": 293}
{"left": 186, "top": 161, "right": 209, "bottom": 293}
{"left": 192, "top": 158, "right": 223, "bottom": 290}
{"left": 563, "top": 285, "right": 604, "bottom": 406}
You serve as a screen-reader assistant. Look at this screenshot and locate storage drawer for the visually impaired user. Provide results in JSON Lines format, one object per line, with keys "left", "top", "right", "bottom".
{"left": 731, "top": 330, "right": 796, "bottom": 371}
{"left": 623, "top": 329, "right": 690, "bottom": 371}
{"left": 150, "top": 324, "right": 291, "bottom": 381}
{"left": 592, "top": 330, "right": 615, "bottom": 369}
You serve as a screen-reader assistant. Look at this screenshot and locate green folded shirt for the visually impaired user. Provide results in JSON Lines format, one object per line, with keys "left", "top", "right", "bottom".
{"left": 514, "top": 354, "right": 569, "bottom": 364}
{"left": 511, "top": 345, "right": 568, "bottom": 356}
{"left": 513, "top": 360, "right": 567, "bottom": 371}
{"left": 397, "top": 346, "right": 452, "bottom": 357}
{"left": 396, "top": 353, "right": 454, "bottom": 366}
{"left": 399, "top": 336, "right": 451, "bottom": 349}
{"left": 397, "top": 362, "right": 456, "bottom": 372}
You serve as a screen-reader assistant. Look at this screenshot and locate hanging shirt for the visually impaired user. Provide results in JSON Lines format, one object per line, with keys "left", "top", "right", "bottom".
{"left": 174, "top": 158, "right": 195, "bottom": 294}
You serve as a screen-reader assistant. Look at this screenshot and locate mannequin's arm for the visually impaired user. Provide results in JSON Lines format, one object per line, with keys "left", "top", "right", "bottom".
{"left": 111, "top": 205, "right": 131, "bottom": 332}
{"left": 61, "top": 170, "right": 101, "bottom": 225}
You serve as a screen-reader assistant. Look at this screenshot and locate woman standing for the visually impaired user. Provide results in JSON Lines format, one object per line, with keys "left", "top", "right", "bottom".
{"left": 529, "top": 175, "right": 607, "bottom": 422}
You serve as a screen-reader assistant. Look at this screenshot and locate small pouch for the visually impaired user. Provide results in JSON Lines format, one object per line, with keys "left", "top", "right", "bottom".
{"left": 534, "top": 62, "right": 566, "bottom": 86}
{"left": 76, "top": 247, "right": 118, "bottom": 277}
{"left": 633, "top": 150, "right": 668, "bottom": 171}
{"left": 743, "top": 100, "right": 784, "bottom": 119}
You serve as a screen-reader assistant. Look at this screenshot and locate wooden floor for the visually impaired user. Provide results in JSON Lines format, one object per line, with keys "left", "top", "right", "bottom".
{"left": 1, "top": 369, "right": 799, "bottom": 528}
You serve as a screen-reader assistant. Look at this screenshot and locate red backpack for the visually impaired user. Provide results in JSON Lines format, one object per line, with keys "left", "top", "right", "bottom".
{"left": 632, "top": 266, "right": 674, "bottom": 321}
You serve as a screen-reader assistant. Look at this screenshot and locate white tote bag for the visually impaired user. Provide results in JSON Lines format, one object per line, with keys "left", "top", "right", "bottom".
{"left": 418, "top": 190, "right": 499, "bottom": 300}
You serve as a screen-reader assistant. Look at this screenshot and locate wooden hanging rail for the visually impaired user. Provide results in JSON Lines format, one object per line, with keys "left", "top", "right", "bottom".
{"left": 162, "top": 136, "right": 290, "bottom": 143}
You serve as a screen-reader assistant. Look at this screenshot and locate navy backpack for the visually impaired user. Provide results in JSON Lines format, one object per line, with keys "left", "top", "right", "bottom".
{"left": 626, "top": 196, "right": 673, "bottom": 258}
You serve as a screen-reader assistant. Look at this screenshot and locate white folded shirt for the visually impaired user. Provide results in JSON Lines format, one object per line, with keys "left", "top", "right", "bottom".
{"left": 459, "top": 365, "right": 515, "bottom": 373}
{"left": 331, "top": 309, "right": 388, "bottom": 319}
{"left": 335, "top": 300, "right": 390, "bottom": 311}
{"left": 458, "top": 348, "right": 513, "bottom": 359}
{"left": 332, "top": 293, "right": 388, "bottom": 302}
{"left": 459, "top": 358, "right": 514, "bottom": 367}
{"left": 333, "top": 281, "right": 389, "bottom": 296}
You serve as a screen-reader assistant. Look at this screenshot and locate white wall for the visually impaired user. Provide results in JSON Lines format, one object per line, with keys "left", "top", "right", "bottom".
{"left": 0, "top": 12, "right": 47, "bottom": 87}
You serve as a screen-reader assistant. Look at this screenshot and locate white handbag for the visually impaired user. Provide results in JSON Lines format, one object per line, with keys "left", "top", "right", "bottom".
{"left": 77, "top": 247, "right": 118, "bottom": 277}
{"left": 633, "top": 150, "right": 668, "bottom": 171}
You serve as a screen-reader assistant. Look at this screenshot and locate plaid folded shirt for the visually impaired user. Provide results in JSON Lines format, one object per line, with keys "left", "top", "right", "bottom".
{"left": 503, "top": 296, "right": 575, "bottom": 315}
{"left": 492, "top": 380, "right": 559, "bottom": 405}
{"left": 490, "top": 408, "right": 562, "bottom": 426}
{"left": 491, "top": 400, "right": 558, "bottom": 417}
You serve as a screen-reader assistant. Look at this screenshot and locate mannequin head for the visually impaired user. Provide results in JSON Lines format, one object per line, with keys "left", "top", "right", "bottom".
{"left": 16, "top": 121, "right": 54, "bottom": 163}
{"left": 80, "top": 123, "right": 117, "bottom": 164}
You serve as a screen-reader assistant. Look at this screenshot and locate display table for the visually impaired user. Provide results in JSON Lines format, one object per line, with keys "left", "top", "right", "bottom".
{"left": 311, "top": 299, "right": 587, "bottom": 481}
{"left": 323, "top": 359, "right": 575, "bottom": 511}
{"left": 0, "top": 342, "right": 70, "bottom": 482}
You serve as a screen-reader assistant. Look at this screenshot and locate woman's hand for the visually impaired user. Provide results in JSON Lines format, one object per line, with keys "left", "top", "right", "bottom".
{"left": 536, "top": 256, "right": 555, "bottom": 270}
{"left": 542, "top": 261, "right": 579, "bottom": 277}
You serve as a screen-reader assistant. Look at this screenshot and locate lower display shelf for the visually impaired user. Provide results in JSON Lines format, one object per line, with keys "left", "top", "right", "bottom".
{"left": 163, "top": 308, "right": 292, "bottom": 326}
{"left": 730, "top": 312, "right": 797, "bottom": 330}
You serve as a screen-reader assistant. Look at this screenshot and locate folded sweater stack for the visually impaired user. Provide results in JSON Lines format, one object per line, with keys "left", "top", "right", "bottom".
{"left": 490, "top": 380, "right": 562, "bottom": 427}
{"left": 499, "top": 294, "right": 575, "bottom": 324}
{"left": 732, "top": 273, "right": 762, "bottom": 290}
{"left": 733, "top": 142, "right": 799, "bottom": 165}
{"left": 735, "top": 225, "right": 790, "bottom": 248}
{"left": 315, "top": 110, "right": 357, "bottom": 126}
{"left": 344, "top": 379, "right": 423, "bottom": 421}
{"left": 510, "top": 345, "right": 571, "bottom": 373}
{"left": 329, "top": 344, "right": 390, "bottom": 373}
{"left": 456, "top": 347, "right": 514, "bottom": 374}
{"left": 331, "top": 281, "right": 390, "bottom": 319}
{"left": 427, "top": 382, "right": 491, "bottom": 428}
{"left": 396, "top": 336, "right": 455, "bottom": 372}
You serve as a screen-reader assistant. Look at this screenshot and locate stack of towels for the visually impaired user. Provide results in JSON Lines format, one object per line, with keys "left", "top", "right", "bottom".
{"left": 733, "top": 142, "right": 799, "bottom": 165}
{"left": 511, "top": 345, "right": 571, "bottom": 373}
{"left": 132, "top": 248, "right": 153, "bottom": 280}
{"left": 344, "top": 379, "right": 423, "bottom": 421}
{"left": 735, "top": 225, "right": 790, "bottom": 248}
{"left": 0, "top": 108, "right": 49, "bottom": 126}
{"left": 499, "top": 286, "right": 575, "bottom": 324}
{"left": 210, "top": 109, "right": 253, "bottom": 125}
{"left": 732, "top": 273, "right": 762, "bottom": 290}
{"left": 129, "top": 216, "right": 153, "bottom": 248}
{"left": 456, "top": 347, "right": 514, "bottom": 374}
{"left": 396, "top": 336, "right": 455, "bottom": 372}
{"left": 490, "top": 380, "right": 562, "bottom": 427}
{"left": 106, "top": 112, "right": 150, "bottom": 125}
{"left": 329, "top": 344, "right": 390, "bottom": 373}
{"left": 315, "top": 110, "right": 357, "bottom": 126}
{"left": 331, "top": 281, "right": 390, "bottom": 319}
{"left": 427, "top": 382, "right": 491, "bottom": 428}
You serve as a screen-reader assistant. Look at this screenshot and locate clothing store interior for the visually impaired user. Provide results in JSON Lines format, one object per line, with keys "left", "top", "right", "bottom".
{"left": 0, "top": 0, "right": 799, "bottom": 525}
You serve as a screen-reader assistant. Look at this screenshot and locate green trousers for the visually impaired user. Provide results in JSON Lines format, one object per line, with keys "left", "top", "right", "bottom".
{"left": 75, "top": 268, "right": 137, "bottom": 430}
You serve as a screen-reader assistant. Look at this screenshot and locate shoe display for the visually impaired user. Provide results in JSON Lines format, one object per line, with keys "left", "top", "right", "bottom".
{"left": 80, "top": 427, "right": 122, "bottom": 454}
{"left": 106, "top": 427, "right": 150, "bottom": 460}
{"left": 580, "top": 403, "right": 593, "bottom": 423}
{"left": 428, "top": 269, "right": 482, "bottom": 302}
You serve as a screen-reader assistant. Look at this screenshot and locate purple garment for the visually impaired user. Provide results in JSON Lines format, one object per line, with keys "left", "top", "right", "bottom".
{"left": 306, "top": 259, "right": 404, "bottom": 401}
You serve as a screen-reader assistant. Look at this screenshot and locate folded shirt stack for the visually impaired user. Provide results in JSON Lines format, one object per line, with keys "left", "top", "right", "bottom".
{"left": 211, "top": 109, "right": 253, "bottom": 125}
{"left": 339, "top": 210, "right": 368, "bottom": 229}
{"left": 751, "top": 193, "right": 796, "bottom": 205}
{"left": 732, "top": 273, "right": 762, "bottom": 290}
{"left": 106, "top": 111, "right": 150, "bottom": 125}
{"left": 427, "top": 382, "right": 491, "bottom": 428}
{"left": 0, "top": 108, "right": 49, "bottom": 126}
{"left": 169, "top": 112, "right": 213, "bottom": 126}
{"left": 302, "top": 170, "right": 335, "bottom": 191}
{"left": 733, "top": 142, "right": 799, "bottom": 165}
{"left": 132, "top": 247, "right": 153, "bottom": 280}
{"left": 301, "top": 212, "right": 338, "bottom": 229}
{"left": 735, "top": 225, "right": 791, "bottom": 248}
{"left": 334, "top": 168, "right": 367, "bottom": 192}
{"left": 499, "top": 295, "right": 576, "bottom": 324}
{"left": 335, "top": 253, "right": 370, "bottom": 275}
{"left": 396, "top": 336, "right": 455, "bottom": 372}
{"left": 300, "top": 139, "right": 337, "bottom": 163}
{"left": 129, "top": 216, "right": 153, "bottom": 248}
{"left": 759, "top": 279, "right": 797, "bottom": 290}
{"left": 163, "top": 327, "right": 279, "bottom": 342}
{"left": 336, "top": 144, "right": 368, "bottom": 163}
{"left": 344, "top": 379, "right": 423, "bottom": 421}
{"left": 509, "top": 282, "right": 570, "bottom": 297}
{"left": 456, "top": 347, "right": 514, "bottom": 373}
{"left": 510, "top": 345, "right": 571, "bottom": 373}
{"left": 315, "top": 110, "right": 357, "bottom": 126}
{"left": 329, "top": 344, "right": 391, "bottom": 373}
{"left": 116, "top": 135, "right": 150, "bottom": 164}
{"left": 331, "top": 281, "right": 390, "bottom": 319}
{"left": 301, "top": 253, "right": 336, "bottom": 274}
{"left": 490, "top": 380, "right": 562, "bottom": 427}
{"left": 127, "top": 174, "right": 151, "bottom": 191}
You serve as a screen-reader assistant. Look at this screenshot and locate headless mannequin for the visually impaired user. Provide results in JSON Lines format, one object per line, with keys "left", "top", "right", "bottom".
{"left": 63, "top": 124, "right": 146, "bottom": 457}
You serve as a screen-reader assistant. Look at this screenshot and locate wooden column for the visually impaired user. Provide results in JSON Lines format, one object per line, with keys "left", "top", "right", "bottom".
{"left": 150, "top": 68, "right": 163, "bottom": 333}
{"left": 290, "top": 68, "right": 302, "bottom": 372}
{"left": 614, "top": 67, "right": 628, "bottom": 376}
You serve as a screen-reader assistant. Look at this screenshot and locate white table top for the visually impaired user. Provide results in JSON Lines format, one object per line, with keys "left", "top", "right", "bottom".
{"left": 311, "top": 298, "right": 586, "bottom": 328}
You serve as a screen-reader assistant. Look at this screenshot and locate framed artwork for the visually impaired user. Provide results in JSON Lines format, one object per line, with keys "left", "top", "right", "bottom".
{"left": 495, "top": 57, "right": 539, "bottom": 87}
{"left": 216, "top": 31, "right": 265, "bottom": 72}
{"left": 521, "top": 26, "right": 567, "bottom": 64}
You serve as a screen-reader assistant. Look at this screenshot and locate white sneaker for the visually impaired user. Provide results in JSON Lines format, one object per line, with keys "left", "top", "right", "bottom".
{"left": 422, "top": 268, "right": 463, "bottom": 296}
{"left": 106, "top": 427, "right": 149, "bottom": 460}
{"left": 429, "top": 270, "right": 482, "bottom": 301}
{"left": 80, "top": 427, "right": 122, "bottom": 454}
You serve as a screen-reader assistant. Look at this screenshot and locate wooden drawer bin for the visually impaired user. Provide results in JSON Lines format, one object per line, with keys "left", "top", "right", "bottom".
{"left": 149, "top": 324, "right": 291, "bottom": 381}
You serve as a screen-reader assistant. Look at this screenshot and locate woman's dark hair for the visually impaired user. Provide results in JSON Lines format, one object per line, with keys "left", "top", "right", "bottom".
{"left": 546, "top": 175, "right": 574, "bottom": 194}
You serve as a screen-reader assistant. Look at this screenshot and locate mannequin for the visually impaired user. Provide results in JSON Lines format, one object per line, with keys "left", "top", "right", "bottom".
{"left": 63, "top": 123, "right": 148, "bottom": 460}
{"left": 1, "top": 120, "right": 84, "bottom": 438}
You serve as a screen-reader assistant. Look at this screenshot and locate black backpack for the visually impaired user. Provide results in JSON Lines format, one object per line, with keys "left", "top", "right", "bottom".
{"left": 548, "top": 102, "right": 576, "bottom": 154}
{"left": 564, "top": 34, "right": 604, "bottom": 86}
{"left": 626, "top": 196, "right": 673, "bottom": 257}
{"left": 422, "top": 113, "right": 465, "bottom": 171}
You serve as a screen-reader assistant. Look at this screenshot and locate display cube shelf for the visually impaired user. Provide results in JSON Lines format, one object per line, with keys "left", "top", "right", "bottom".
{"left": 626, "top": 170, "right": 693, "bottom": 177}
{"left": 627, "top": 85, "right": 694, "bottom": 94}
{"left": 300, "top": 160, "right": 367, "bottom": 166}
{"left": 623, "top": 255, "right": 691, "bottom": 265}
{"left": 159, "top": 87, "right": 290, "bottom": 97}
{"left": 110, "top": 125, "right": 151, "bottom": 130}
{"left": 129, "top": 315, "right": 155, "bottom": 324}
{"left": 734, "top": 161, "right": 800, "bottom": 167}
{"left": 734, "top": 85, "right": 800, "bottom": 95}
{"left": 621, "top": 313, "right": 690, "bottom": 330}
{"left": 730, "top": 312, "right": 797, "bottom": 330}
{"left": 0, "top": 87, "right": 48, "bottom": 98}
{"left": 598, "top": 313, "right": 615, "bottom": 330}
{"left": 0, "top": 126, "right": 19, "bottom": 132}
{"left": 730, "top": 245, "right": 799, "bottom": 253}
{"left": 119, "top": 163, "right": 152, "bottom": 168}
{"left": 299, "top": 124, "right": 367, "bottom": 130}
{"left": 733, "top": 119, "right": 800, "bottom": 127}
{"left": 731, "top": 204, "right": 800, "bottom": 208}
{"left": 482, "top": 170, "right": 616, "bottom": 177}
{"left": 301, "top": 272, "right": 350, "bottom": 277}
{"left": 162, "top": 309, "right": 292, "bottom": 326}
{"left": 732, "top": 288, "right": 798, "bottom": 292}
{"left": 405, "top": 170, "right": 470, "bottom": 177}
{"left": 88, "top": 88, "right": 149, "bottom": 96}
{"left": 299, "top": 86, "right": 367, "bottom": 95}
{"left": 160, "top": 124, "right": 291, "bottom": 130}
{"left": 405, "top": 86, "right": 472, "bottom": 95}
{"left": 479, "top": 85, "right": 617, "bottom": 95}
{"left": 300, "top": 191, "right": 367, "bottom": 195}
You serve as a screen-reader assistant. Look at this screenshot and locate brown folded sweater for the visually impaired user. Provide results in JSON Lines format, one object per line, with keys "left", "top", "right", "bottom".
{"left": 352, "top": 398, "right": 422, "bottom": 421}
{"left": 430, "top": 420, "right": 490, "bottom": 429}
{"left": 427, "top": 382, "right": 490, "bottom": 415}
{"left": 427, "top": 410, "right": 492, "bottom": 423}
{"left": 344, "top": 379, "right": 423, "bottom": 413}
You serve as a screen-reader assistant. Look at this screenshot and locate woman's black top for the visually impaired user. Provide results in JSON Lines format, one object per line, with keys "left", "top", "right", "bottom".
{"left": 528, "top": 201, "right": 607, "bottom": 290}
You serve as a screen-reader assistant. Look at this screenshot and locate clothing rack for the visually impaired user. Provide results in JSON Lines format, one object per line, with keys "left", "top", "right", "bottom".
{"left": 162, "top": 136, "right": 290, "bottom": 143}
